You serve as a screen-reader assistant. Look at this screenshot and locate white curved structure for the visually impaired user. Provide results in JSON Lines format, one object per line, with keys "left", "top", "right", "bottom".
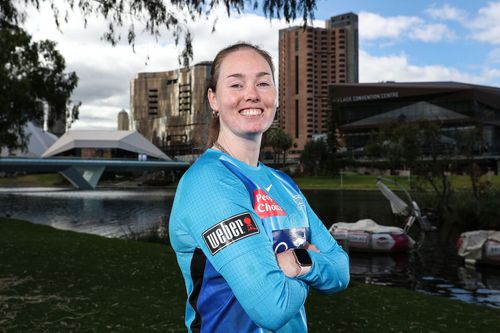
{"left": 42, "top": 130, "right": 169, "bottom": 160}
{"left": 35, "top": 130, "right": 171, "bottom": 189}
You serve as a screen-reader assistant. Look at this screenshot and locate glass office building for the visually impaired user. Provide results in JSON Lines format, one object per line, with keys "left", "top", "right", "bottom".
{"left": 330, "top": 82, "right": 500, "bottom": 171}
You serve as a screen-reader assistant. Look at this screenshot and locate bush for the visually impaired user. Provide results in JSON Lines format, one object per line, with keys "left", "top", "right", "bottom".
{"left": 447, "top": 191, "right": 500, "bottom": 230}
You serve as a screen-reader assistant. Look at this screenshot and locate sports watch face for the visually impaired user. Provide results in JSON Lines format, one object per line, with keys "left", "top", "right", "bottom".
{"left": 294, "top": 248, "right": 312, "bottom": 267}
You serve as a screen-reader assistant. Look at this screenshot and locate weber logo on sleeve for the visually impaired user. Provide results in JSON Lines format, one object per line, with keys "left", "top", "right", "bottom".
{"left": 203, "top": 213, "right": 259, "bottom": 255}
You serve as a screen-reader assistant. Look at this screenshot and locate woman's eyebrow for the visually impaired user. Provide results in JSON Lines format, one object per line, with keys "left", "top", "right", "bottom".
{"left": 225, "top": 72, "right": 272, "bottom": 79}
{"left": 257, "top": 72, "right": 272, "bottom": 78}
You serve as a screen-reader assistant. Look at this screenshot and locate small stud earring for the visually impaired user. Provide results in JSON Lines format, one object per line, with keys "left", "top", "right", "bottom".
{"left": 212, "top": 111, "right": 219, "bottom": 118}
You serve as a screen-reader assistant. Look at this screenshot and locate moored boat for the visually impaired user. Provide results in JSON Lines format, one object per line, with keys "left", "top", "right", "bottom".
{"left": 457, "top": 230, "right": 500, "bottom": 266}
{"left": 328, "top": 177, "right": 434, "bottom": 253}
{"left": 329, "top": 219, "right": 415, "bottom": 253}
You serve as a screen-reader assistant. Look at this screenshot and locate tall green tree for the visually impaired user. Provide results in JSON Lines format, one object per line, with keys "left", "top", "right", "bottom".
{"left": 365, "top": 121, "right": 440, "bottom": 172}
{"left": 458, "top": 125, "right": 491, "bottom": 199}
{"left": 0, "top": 25, "right": 79, "bottom": 150}
{"left": 300, "top": 139, "right": 329, "bottom": 176}
{"left": 366, "top": 120, "right": 456, "bottom": 221}
{"left": 280, "top": 131, "right": 293, "bottom": 167}
{"left": 1, "top": 0, "right": 318, "bottom": 66}
{"left": 265, "top": 127, "right": 292, "bottom": 166}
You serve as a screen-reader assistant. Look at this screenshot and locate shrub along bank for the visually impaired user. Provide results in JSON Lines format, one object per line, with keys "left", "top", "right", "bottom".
{"left": 1, "top": 218, "right": 499, "bottom": 332}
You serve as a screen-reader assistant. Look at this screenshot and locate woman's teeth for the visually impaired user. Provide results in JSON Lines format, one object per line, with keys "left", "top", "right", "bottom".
{"left": 240, "top": 109, "right": 262, "bottom": 116}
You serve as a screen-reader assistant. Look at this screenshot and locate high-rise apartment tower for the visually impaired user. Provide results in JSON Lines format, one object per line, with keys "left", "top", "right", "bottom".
{"left": 130, "top": 62, "right": 212, "bottom": 157}
{"left": 278, "top": 12, "right": 358, "bottom": 151}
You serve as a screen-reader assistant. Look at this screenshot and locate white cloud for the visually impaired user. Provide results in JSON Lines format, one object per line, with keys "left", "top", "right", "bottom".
{"left": 22, "top": 3, "right": 315, "bottom": 130}
{"left": 487, "top": 48, "right": 500, "bottom": 64}
{"left": 17, "top": 2, "right": 500, "bottom": 131}
{"left": 480, "top": 68, "right": 500, "bottom": 85}
{"left": 359, "top": 11, "right": 455, "bottom": 43}
{"left": 359, "top": 49, "right": 499, "bottom": 85}
{"left": 21, "top": 2, "right": 179, "bottom": 129}
{"left": 359, "top": 12, "right": 422, "bottom": 40}
{"left": 423, "top": 2, "right": 500, "bottom": 45}
{"left": 468, "top": 2, "right": 500, "bottom": 44}
{"left": 71, "top": 106, "right": 125, "bottom": 130}
{"left": 188, "top": 9, "right": 324, "bottom": 67}
{"left": 410, "top": 23, "right": 456, "bottom": 42}
{"left": 425, "top": 4, "right": 468, "bottom": 22}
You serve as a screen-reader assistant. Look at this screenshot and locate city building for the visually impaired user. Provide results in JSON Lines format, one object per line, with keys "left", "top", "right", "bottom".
{"left": 330, "top": 81, "right": 500, "bottom": 172}
{"left": 117, "top": 109, "right": 130, "bottom": 130}
{"left": 130, "top": 62, "right": 212, "bottom": 157}
{"left": 278, "top": 12, "right": 359, "bottom": 152}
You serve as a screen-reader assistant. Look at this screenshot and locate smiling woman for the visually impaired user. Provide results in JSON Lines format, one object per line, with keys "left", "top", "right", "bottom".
{"left": 206, "top": 43, "right": 278, "bottom": 166}
{"left": 168, "top": 42, "right": 350, "bottom": 333}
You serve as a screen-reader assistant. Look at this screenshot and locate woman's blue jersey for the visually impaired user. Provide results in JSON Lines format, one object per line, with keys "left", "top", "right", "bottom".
{"left": 169, "top": 149, "right": 350, "bottom": 332}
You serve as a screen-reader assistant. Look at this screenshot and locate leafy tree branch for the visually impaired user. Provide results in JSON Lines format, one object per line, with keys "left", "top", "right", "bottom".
{"left": 2, "top": 0, "right": 317, "bottom": 65}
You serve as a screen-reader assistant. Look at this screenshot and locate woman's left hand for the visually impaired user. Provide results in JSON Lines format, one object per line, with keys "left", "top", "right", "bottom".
{"left": 304, "top": 242, "right": 320, "bottom": 253}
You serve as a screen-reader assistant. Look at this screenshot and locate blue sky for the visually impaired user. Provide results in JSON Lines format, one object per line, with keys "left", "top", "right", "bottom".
{"left": 23, "top": 0, "right": 500, "bottom": 129}
{"left": 314, "top": 0, "right": 500, "bottom": 83}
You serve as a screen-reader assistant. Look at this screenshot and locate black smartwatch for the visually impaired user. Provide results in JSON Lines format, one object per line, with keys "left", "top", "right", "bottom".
{"left": 292, "top": 248, "right": 312, "bottom": 275}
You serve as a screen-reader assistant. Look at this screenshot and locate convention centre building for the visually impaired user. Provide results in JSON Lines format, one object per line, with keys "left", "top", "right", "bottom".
{"left": 330, "top": 81, "right": 500, "bottom": 172}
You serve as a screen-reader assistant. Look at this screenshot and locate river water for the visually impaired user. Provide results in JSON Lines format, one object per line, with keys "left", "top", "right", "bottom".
{"left": 1, "top": 187, "right": 499, "bottom": 308}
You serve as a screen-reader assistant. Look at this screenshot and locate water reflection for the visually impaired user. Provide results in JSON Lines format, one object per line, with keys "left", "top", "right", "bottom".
{"left": 346, "top": 250, "right": 500, "bottom": 308}
{"left": 302, "top": 189, "right": 500, "bottom": 308}
{"left": 1, "top": 187, "right": 500, "bottom": 308}
{"left": 348, "top": 253, "right": 414, "bottom": 286}
{"left": 0, "top": 187, "right": 175, "bottom": 237}
{"left": 455, "top": 266, "right": 500, "bottom": 307}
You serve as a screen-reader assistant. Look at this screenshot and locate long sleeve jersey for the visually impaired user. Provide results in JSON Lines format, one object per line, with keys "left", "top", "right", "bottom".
{"left": 169, "top": 149, "right": 350, "bottom": 332}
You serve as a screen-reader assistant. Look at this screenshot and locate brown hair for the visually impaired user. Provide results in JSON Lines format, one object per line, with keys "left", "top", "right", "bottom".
{"left": 206, "top": 42, "right": 275, "bottom": 147}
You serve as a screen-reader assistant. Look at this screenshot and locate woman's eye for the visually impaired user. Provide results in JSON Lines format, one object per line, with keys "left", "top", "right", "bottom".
{"left": 230, "top": 83, "right": 243, "bottom": 89}
{"left": 258, "top": 81, "right": 271, "bottom": 87}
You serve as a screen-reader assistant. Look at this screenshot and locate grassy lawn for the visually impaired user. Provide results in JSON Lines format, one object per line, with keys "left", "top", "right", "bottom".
{"left": 0, "top": 173, "right": 68, "bottom": 187}
{"left": 1, "top": 218, "right": 499, "bottom": 332}
{"left": 294, "top": 173, "right": 500, "bottom": 190}
{"left": 294, "top": 173, "right": 391, "bottom": 190}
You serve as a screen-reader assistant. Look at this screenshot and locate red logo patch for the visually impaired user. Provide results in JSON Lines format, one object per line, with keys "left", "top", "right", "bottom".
{"left": 253, "top": 189, "right": 286, "bottom": 219}
{"left": 243, "top": 217, "right": 257, "bottom": 231}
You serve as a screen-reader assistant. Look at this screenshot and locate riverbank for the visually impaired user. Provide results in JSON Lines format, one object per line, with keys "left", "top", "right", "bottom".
{"left": 294, "top": 173, "right": 500, "bottom": 190}
{"left": 0, "top": 173, "right": 69, "bottom": 187}
{"left": 3, "top": 172, "right": 500, "bottom": 191}
{"left": 0, "top": 173, "right": 178, "bottom": 189}
{"left": 1, "top": 218, "right": 498, "bottom": 332}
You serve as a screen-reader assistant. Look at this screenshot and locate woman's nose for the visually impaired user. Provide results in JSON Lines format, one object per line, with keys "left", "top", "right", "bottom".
{"left": 244, "top": 85, "right": 260, "bottom": 102}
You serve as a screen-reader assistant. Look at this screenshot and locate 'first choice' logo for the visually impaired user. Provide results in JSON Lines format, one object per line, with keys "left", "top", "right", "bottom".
{"left": 253, "top": 189, "right": 286, "bottom": 219}
{"left": 203, "top": 213, "right": 259, "bottom": 255}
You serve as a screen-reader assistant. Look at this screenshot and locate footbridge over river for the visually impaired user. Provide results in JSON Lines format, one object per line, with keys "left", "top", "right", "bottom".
{"left": 0, "top": 157, "right": 190, "bottom": 190}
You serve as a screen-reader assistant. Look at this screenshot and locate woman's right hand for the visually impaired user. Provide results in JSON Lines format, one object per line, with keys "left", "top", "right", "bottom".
{"left": 276, "top": 250, "right": 301, "bottom": 277}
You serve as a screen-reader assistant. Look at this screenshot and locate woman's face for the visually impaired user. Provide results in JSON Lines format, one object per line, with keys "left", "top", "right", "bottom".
{"left": 208, "top": 48, "right": 277, "bottom": 140}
